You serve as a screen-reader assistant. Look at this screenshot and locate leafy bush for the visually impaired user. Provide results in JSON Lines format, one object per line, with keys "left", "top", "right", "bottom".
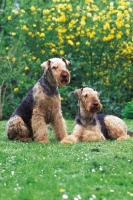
{"left": 122, "top": 99, "right": 133, "bottom": 119}
{"left": 1, "top": 0, "right": 133, "bottom": 119}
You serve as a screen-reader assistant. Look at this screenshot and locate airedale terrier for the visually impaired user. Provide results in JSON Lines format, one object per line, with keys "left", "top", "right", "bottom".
{"left": 6, "top": 57, "right": 70, "bottom": 143}
{"left": 61, "top": 87, "right": 131, "bottom": 144}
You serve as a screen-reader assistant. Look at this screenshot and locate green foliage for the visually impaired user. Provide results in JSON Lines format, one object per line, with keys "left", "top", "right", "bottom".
{"left": 122, "top": 99, "right": 133, "bottom": 119}
{"left": 1, "top": 0, "right": 133, "bottom": 119}
{"left": 1, "top": 120, "right": 133, "bottom": 199}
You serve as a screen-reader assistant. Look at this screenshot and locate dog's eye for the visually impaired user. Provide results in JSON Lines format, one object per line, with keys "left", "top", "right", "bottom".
{"left": 84, "top": 94, "right": 88, "bottom": 98}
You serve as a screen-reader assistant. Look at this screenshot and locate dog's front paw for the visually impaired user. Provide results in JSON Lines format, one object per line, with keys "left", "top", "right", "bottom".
{"left": 35, "top": 139, "right": 50, "bottom": 144}
{"left": 60, "top": 135, "right": 78, "bottom": 144}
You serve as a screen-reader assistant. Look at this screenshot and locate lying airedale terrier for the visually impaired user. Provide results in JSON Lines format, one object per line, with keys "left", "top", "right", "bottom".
{"left": 6, "top": 57, "right": 70, "bottom": 143}
{"left": 61, "top": 87, "right": 131, "bottom": 144}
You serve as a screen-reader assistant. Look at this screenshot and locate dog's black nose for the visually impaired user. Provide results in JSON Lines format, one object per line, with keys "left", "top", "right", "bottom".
{"left": 94, "top": 102, "right": 98, "bottom": 107}
{"left": 62, "top": 73, "right": 67, "bottom": 78}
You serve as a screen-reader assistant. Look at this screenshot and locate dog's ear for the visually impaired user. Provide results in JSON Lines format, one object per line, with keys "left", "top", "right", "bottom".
{"left": 41, "top": 60, "right": 51, "bottom": 70}
{"left": 72, "top": 88, "right": 83, "bottom": 99}
{"left": 97, "top": 92, "right": 100, "bottom": 97}
{"left": 62, "top": 57, "right": 71, "bottom": 66}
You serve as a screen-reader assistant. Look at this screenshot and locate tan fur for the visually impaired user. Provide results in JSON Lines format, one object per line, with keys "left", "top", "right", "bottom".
{"left": 6, "top": 57, "right": 70, "bottom": 143}
{"left": 61, "top": 87, "right": 130, "bottom": 144}
{"left": 104, "top": 115, "right": 130, "bottom": 140}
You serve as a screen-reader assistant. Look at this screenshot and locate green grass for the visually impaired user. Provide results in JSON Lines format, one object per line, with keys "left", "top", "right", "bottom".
{"left": 0, "top": 120, "right": 133, "bottom": 200}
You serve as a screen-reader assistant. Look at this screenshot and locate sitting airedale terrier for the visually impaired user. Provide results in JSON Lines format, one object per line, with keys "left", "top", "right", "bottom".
{"left": 61, "top": 87, "right": 131, "bottom": 144}
{"left": 6, "top": 57, "right": 70, "bottom": 143}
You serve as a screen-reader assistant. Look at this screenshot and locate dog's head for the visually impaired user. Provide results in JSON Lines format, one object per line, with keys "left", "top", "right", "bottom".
{"left": 41, "top": 57, "right": 70, "bottom": 87}
{"left": 73, "top": 87, "right": 102, "bottom": 114}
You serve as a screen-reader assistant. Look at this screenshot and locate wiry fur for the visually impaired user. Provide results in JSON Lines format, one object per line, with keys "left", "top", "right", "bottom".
{"left": 61, "top": 87, "right": 130, "bottom": 144}
{"left": 6, "top": 57, "right": 70, "bottom": 143}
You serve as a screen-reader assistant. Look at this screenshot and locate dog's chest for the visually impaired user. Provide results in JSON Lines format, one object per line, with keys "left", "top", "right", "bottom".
{"left": 33, "top": 83, "right": 60, "bottom": 122}
{"left": 36, "top": 92, "right": 60, "bottom": 111}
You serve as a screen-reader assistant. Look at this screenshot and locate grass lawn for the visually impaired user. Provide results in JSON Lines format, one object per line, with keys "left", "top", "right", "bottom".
{"left": 0, "top": 119, "right": 133, "bottom": 200}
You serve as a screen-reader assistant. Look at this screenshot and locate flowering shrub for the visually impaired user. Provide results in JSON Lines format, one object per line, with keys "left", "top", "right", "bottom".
{"left": 1, "top": 0, "right": 133, "bottom": 118}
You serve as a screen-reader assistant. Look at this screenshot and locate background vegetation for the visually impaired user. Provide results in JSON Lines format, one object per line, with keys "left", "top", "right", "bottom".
{"left": 1, "top": 120, "right": 133, "bottom": 200}
{"left": 1, "top": 0, "right": 133, "bottom": 119}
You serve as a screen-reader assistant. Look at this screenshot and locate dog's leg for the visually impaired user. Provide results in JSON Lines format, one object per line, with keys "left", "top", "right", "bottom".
{"left": 104, "top": 116, "right": 130, "bottom": 140}
{"left": 60, "top": 135, "right": 78, "bottom": 144}
{"left": 6, "top": 116, "right": 32, "bottom": 142}
{"left": 60, "top": 124, "right": 81, "bottom": 144}
{"left": 51, "top": 115, "right": 67, "bottom": 141}
{"left": 82, "top": 130, "right": 105, "bottom": 142}
{"left": 31, "top": 108, "right": 49, "bottom": 143}
{"left": 117, "top": 135, "right": 130, "bottom": 141}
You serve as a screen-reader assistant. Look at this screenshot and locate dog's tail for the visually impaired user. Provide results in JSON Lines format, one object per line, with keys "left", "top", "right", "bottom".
{"left": 127, "top": 131, "right": 133, "bottom": 137}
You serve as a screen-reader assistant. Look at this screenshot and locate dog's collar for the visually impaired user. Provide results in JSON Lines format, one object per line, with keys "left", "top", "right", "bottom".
{"left": 39, "top": 74, "right": 59, "bottom": 96}
{"left": 76, "top": 100, "right": 97, "bottom": 127}
{"left": 76, "top": 113, "right": 97, "bottom": 127}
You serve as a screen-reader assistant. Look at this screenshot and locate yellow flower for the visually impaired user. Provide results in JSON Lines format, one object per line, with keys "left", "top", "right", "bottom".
{"left": 12, "top": 10, "right": 19, "bottom": 15}
{"left": 32, "top": 56, "right": 37, "bottom": 60}
{"left": 14, "top": 88, "right": 19, "bottom": 92}
{"left": 25, "top": 66, "right": 29, "bottom": 70}
{"left": 66, "top": 36, "right": 70, "bottom": 39}
{"left": 76, "top": 6, "right": 80, "bottom": 11}
{"left": 57, "top": 13, "right": 66, "bottom": 22}
{"left": 28, "top": 32, "right": 33, "bottom": 36}
{"left": 125, "top": 24, "right": 130, "bottom": 28}
{"left": 51, "top": 48, "right": 56, "bottom": 53}
{"left": 7, "top": 16, "right": 12, "bottom": 20}
{"left": 126, "top": 29, "right": 130, "bottom": 36}
{"left": 129, "top": 8, "right": 132, "bottom": 12}
{"left": 67, "top": 4, "right": 72, "bottom": 10}
{"left": 60, "top": 97, "right": 64, "bottom": 101}
{"left": 103, "top": 23, "right": 110, "bottom": 30}
{"left": 40, "top": 33, "right": 45, "bottom": 37}
{"left": 76, "top": 42, "right": 80, "bottom": 46}
{"left": 41, "top": 50, "right": 45, "bottom": 54}
{"left": 23, "top": 54, "right": 27, "bottom": 57}
{"left": 22, "top": 25, "right": 28, "bottom": 31}
{"left": 12, "top": 58, "right": 16, "bottom": 63}
{"left": 68, "top": 40, "right": 74, "bottom": 46}
{"left": 20, "top": 9, "right": 25, "bottom": 14}
{"left": 30, "top": 6, "right": 35, "bottom": 11}
{"left": 60, "top": 50, "right": 65, "bottom": 55}
{"left": 81, "top": 20, "right": 86, "bottom": 26}
{"left": 47, "top": 27, "right": 52, "bottom": 31}
{"left": 89, "top": 32, "right": 95, "bottom": 38}
{"left": 43, "top": 9, "right": 50, "bottom": 15}
{"left": 22, "top": 73, "right": 26, "bottom": 76}
{"left": 122, "top": 49, "right": 127, "bottom": 54}
{"left": 41, "top": 28, "right": 44, "bottom": 31}
{"left": 116, "top": 32, "right": 122, "bottom": 39}
{"left": 85, "top": 41, "right": 90, "bottom": 46}
{"left": 87, "top": 13, "right": 92, "bottom": 17}
{"left": 11, "top": 32, "right": 16, "bottom": 36}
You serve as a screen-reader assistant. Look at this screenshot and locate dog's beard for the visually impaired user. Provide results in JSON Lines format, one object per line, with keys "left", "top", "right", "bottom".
{"left": 59, "top": 73, "right": 70, "bottom": 86}
{"left": 90, "top": 104, "right": 102, "bottom": 113}
{"left": 60, "top": 78, "right": 70, "bottom": 86}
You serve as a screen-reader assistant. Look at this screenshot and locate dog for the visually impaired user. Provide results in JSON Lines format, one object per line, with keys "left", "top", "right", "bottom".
{"left": 6, "top": 57, "right": 70, "bottom": 143}
{"left": 61, "top": 87, "right": 131, "bottom": 144}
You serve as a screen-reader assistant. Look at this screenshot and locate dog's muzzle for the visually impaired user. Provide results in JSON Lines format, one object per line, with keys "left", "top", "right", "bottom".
{"left": 60, "top": 72, "right": 70, "bottom": 86}
{"left": 90, "top": 101, "right": 102, "bottom": 112}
